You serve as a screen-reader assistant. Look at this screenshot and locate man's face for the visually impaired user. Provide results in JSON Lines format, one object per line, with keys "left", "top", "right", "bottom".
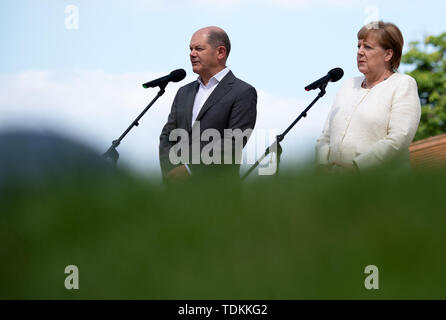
{"left": 189, "top": 31, "right": 219, "bottom": 78}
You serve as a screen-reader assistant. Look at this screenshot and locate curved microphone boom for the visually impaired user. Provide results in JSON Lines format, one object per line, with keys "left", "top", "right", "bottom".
{"left": 142, "top": 69, "right": 186, "bottom": 89}
{"left": 104, "top": 69, "right": 186, "bottom": 167}
{"left": 305, "top": 68, "right": 344, "bottom": 91}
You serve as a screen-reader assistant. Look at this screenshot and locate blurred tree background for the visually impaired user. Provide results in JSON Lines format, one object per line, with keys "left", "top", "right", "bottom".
{"left": 402, "top": 32, "right": 446, "bottom": 141}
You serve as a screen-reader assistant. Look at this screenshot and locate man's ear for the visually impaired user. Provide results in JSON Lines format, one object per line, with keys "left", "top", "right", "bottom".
{"left": 216, "top": 46, "right": 227, "bottom": 60}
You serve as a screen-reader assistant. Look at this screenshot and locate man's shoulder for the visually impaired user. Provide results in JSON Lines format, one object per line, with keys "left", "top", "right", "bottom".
{"left": 178, "top": 79, "right": 198, "bottom": 92}
{"left": 233, "top": 77, "right": 255, "bottom": 90}
{"left": 175, "top": 71, "right": 256, "bottom": 94}
{"left": 228, "top": 72, "right": 256, "bottom": 94}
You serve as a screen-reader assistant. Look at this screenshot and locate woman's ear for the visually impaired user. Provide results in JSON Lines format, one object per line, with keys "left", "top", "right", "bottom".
{"left": 385, "top": 49, "right": 394, "bottom": 63}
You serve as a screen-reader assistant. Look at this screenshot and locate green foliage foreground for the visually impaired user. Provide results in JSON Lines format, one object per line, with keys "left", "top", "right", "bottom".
{"left": 1, "top": 167, "right": 446, "bottom": 299}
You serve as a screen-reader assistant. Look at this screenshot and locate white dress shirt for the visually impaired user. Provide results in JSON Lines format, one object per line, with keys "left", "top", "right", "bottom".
{"left": 316, "top": 73, "right": 421, "bottom": 169}
{"left": 191, "top": 67, "right": 230, "bottom": 126}
{"left": 184, "top": 67, "right": 230, "bottom": 174}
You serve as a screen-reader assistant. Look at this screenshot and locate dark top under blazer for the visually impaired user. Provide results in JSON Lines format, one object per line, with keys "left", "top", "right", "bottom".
{"left": 159, "top": 70, "right": 257, "bottom": 177}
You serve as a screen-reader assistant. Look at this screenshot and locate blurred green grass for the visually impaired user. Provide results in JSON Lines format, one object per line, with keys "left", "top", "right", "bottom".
{"left": 1, "top": 167, "right": 446, "bottom": 299}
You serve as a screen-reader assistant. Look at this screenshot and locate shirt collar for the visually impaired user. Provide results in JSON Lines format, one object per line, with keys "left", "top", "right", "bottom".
{"left": 197, "top": 67, "right": 230, "bottom": 87}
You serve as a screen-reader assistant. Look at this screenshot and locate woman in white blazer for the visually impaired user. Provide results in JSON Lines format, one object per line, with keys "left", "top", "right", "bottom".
{"left": 316, "top": 21, "right": 421, "bottom": 170}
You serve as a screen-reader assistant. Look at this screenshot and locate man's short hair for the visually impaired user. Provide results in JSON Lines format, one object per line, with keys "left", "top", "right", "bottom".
{"left": 207, "top": 30, "right": 231, "bottom": 58}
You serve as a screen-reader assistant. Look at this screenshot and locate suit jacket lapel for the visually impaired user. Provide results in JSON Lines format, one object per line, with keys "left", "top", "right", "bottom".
{"left": 195, "top": 71, "right": 235, "bottom": 123}
{"left": 184, "top": 81, "right": 199, "bottom": 132}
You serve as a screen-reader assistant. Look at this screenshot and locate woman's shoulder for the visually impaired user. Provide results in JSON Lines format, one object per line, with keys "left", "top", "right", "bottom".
{"left": 342, "top": 73, "right": 417, "bottom": 88}
{"left": 387, "top": 73, "right": 419, "bottom": 94}
{"left": 338, "top": 76, "right": 364, "bottom": 92}
{"left": 390, "top": 72, "right": 418, "bottom": 85}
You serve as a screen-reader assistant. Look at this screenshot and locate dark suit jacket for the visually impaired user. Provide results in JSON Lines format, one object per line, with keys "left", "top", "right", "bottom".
{"left": 159, "top": 70, "right": 257, "bottom": 178}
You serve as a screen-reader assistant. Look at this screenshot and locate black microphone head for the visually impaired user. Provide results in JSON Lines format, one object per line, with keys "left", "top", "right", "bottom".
{"left": 170, "top": 69, "right": 187, "bottom": 82}
{"left": 328, "top": 68, "right": 344, "bottom": 82}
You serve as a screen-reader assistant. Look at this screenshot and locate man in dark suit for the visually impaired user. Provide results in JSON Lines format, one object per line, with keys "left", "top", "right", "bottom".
{"left": 159, "top": 26, "right": 257, "bottom": 179}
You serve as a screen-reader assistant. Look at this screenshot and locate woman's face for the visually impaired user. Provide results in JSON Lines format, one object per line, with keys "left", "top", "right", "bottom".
{"left": 357, "top": 33, "right": 393, "bottom": 76}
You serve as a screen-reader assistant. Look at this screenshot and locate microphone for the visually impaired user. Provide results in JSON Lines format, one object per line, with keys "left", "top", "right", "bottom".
{"left": 305, "top": 68, "right": 344, "bottom": 91}
{"left": 142, "top": 69, "right": 186, "bottom": 89}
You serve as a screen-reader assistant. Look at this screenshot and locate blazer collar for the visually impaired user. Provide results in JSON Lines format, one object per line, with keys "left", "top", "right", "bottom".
{"left": 184, "top": 81, "right": 199, "bottom": 132}
{"left": 194, "top": 70, "right": 235, "bottom": 123}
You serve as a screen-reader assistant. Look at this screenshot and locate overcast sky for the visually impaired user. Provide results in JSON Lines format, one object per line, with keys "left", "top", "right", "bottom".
{"left": 1, "top": 0, "right": 445, "bottom": 179}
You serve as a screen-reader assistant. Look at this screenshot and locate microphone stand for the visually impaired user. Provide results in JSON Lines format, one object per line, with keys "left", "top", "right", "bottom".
{"left": 241, "top": 83, "right": 327, "bottom": 181}
{"left": 103, "top": 83, "right": 168, "bottom": 167}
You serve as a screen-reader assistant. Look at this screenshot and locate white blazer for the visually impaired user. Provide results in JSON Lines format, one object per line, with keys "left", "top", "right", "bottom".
{"left": 316, "top": 73, "right": 421, "bottom": 169}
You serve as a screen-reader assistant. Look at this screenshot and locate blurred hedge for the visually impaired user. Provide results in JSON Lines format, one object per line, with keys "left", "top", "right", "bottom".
{"left": 2, "top": 164, "right": 446, "bottom": 299}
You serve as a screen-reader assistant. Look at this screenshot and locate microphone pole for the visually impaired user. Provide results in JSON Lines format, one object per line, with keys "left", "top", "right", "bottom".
{"left": 241, "top": 83, "right": 328, "bottom": 181}
{"left": 103, "top": 82, "right": 168, "bottom": 167}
